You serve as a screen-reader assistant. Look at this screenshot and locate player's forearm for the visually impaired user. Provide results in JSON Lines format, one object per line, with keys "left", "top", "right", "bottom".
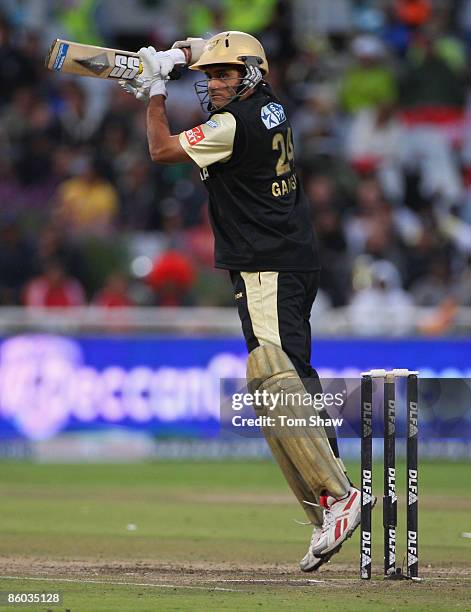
{"left": 146, "top": 96, "right": 185, "bottom": 163}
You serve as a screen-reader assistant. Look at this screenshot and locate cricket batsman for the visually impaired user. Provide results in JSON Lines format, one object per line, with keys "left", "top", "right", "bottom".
{"left": 120, "top": 31, "right": 363, "bottom": 571}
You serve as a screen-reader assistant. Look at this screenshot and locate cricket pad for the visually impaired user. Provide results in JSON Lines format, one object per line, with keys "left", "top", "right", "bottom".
{"left": 247, "top": 344, "right": 350, "bottom": 502}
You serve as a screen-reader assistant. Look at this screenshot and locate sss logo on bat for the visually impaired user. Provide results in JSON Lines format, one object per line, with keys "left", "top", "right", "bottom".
{"left": 110, "top": 55, "right": 141, "bottom": 79}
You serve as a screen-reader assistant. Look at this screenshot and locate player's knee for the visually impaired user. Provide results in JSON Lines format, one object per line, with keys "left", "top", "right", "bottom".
{"left": 246, "top": 344, "right": 294, "bottom": 385}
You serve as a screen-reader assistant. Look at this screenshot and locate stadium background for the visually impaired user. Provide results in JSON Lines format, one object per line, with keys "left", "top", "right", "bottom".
{"left": 0, "top": 0, "right": 471, "bottom": 458}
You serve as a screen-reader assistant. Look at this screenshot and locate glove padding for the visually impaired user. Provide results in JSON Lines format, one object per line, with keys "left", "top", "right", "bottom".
{"left": 138, "top": 46, "right": 186, "bottom": 98}
{"left": 119, "top": 76, "right": 152, "bottom": 103}
{"left": 119, "top": 47, "right": 186, "bottom": 102}
{"left": 171, "top": 38, "right": 206, "bottom": 64}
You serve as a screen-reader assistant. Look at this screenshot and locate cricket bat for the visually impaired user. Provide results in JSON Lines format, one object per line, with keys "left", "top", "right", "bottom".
{"left": 46, "top": 39, "right": 144, "bottom": 80}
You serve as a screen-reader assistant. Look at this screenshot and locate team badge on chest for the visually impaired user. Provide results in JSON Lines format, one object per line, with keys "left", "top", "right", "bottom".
{"left": 260, "top": 103, "right": 286, "bottom": 129}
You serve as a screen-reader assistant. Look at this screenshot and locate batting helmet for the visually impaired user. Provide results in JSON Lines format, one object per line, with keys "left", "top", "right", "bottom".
{"left": 190, "top": 31, "right": 269, "bottom": 75}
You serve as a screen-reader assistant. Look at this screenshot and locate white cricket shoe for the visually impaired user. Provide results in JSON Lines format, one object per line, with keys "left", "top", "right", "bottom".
{"left": 299, "top": 525, "right": 322, "bottom": 572}
{"left": 299, "top": 524, "right": 342, "bottom": 572}
{"left": 311, "top": 487, "right": 363, "bottom": 556}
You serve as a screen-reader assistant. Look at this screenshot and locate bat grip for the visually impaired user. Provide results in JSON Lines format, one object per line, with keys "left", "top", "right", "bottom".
{"left": 168, "top": 67, "right": 183, "bottom": 81}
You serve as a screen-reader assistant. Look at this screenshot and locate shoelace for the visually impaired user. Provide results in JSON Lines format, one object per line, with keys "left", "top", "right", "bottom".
{"left": 293, "top": 499, "right": 321, "bottom": 529}
{"left": 292, "top": 500, "right": 330, "bottom": 558}
{"left": 320, "top": 508, "right": 336, "bottom": 534}
{"left": 294, "top": 523, "right": 321, "bottom": 548}
{"left": 304, "top": 497, "right": 336, "bottom": 533}
{"left": 292, "top": 499, "right": 324, "bottom": 550}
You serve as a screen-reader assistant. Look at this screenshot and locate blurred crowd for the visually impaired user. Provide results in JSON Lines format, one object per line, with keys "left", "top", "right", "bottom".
{"left": 2, "top": 0, "right": 471, "bottom": 333}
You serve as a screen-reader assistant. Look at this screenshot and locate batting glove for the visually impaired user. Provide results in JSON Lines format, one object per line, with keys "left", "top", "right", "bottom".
{"left": 138, "top": 47, "right": 186, "bottom": 98}
{"left": 118, "top": 76, "right": 152, "bottom": 103}
{"left": 171, "top": 37, "right": 206, "bottom": 64}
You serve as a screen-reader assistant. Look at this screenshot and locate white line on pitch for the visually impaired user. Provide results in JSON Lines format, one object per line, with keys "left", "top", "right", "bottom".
{"left": 213, "top": 576, "right": 471, "bottom": 584}
{"left": 0, "top": 574, "right": 468, "bottom": 589}
{"left": 0, "top": 575, "right": 243, "bottom": 593}
{"left": 211, "top": 579, "right": 326, "bottom": 584}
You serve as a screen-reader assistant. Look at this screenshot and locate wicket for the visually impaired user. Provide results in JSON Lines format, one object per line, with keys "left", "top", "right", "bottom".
{"left": 360, "top": 369, "right": 419, "bottom": 581}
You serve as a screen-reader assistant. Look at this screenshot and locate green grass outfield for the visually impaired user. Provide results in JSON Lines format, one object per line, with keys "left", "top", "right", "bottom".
{"left": 0, "top": 460, "right": 470, "bottom": 611}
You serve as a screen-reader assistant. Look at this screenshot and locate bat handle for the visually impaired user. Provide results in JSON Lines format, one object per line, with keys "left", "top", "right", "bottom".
{"left": 168, "top": 67, "right": 183, "bottom": 81}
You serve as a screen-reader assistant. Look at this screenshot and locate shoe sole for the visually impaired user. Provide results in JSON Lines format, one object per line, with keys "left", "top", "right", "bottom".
{"left": 313, "top": 495, "right": 378, "bottom": 557}
{"left": 300, "top": 542, "right": 342, "bottom": 573}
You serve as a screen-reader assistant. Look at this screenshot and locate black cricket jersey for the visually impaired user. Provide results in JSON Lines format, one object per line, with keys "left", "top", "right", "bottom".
{"left": 201, "top": 83, "right": 320, "bottom": 271}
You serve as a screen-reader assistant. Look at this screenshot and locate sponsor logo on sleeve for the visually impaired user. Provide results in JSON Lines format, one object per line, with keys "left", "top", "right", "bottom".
{"left": 53, "top": 42, "right": 69, "bottom": 71}
{"left": 206, "top": 119, "right": 218, "bottom": 128}
{"left": 185, "top": 126, "right": 206, "bottom": 146}
{"left": 260, "top": 102, "right": 286, "bottom": 129}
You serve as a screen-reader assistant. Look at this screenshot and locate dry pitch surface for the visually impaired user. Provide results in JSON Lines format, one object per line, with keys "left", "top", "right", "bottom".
{"left": 0, "top": 461, "right": 469, "bottom": 610}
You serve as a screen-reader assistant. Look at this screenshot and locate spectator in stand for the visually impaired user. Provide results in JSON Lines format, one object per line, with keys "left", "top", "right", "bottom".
{"left": 394, "top": 0, "right": 431, "bottom": 29}
{"left": 410, "top": 253, "right": 453, "bottom": 306}
{"left": 36, "top": 222, "right": 87, "bottom": 284}
{"left": 1, "top": 86, "right": 52, "bottom": 146}
{"left": 399, "top": 126, "right": 463, "bottom": 208}
{"left": 98, "top": 122, "right": 134, "bottom": 182}
{"left": 116, "top": 154, "right": 159, "bottom": 230}
{"left": 346, "top": 177, "right": 408, "bottom": 278}
{"left": 0, "top": 14, "right": 38, "bottom": 105}
{"left": 146, "top": 251, "right": 196, "bottom": 307}
{"left": 1, "top": 86, "right": 55, "bottom": 186}
{"left": 402, "top": 218, "right": 450, "bottom": 287}
{"left": 23, "top": 260, "right": 85, "bottom": 307}
{"left": 291, "top": 85, "right": 342, "bottom": 158}
{"left": 186, "top": 0, "right": 277, "bottom": 39}
{"left": 345, "top": 102, "right": 404, "bottom": 199}
{"left": 454, "top": 257, "right": 471, "bottom": 307}
{"left": 184, "top": 205, "right": 214, "bottom": 269}
{"left": 339, "top": 34, "right": 397, "bottom": 115}
{"left": 52, "top": 81, "right": 101, "bottom": 146}
{"left": 54, "top": 155, "right": 118, "bottom": 236}
{"left": 93, "top": 273, "right": 134, "bottom": 307}
{"left": 184, "top": 206, "right": 233, "bottom": 306}
{"left": 349, "top": 259, "right": 414, "bottom": 335}
{"left": 457, "top": 0, "right": 471, "bottom": 50}
{"left": 430, "top": 11, "right": 468, "bottom": 76}
{"left": 159, "top": 198, "right": 187, "bottom": 251}
{"left": 381, "top": 3, "right": 414, "bottom": 57}
{"left": 400, "top": 33, "right": 466, "bottom": 112}
{"left": 308, "top": 175, "right": 351, "bottom": 306}
{"left": 0, "top": 159, "right": 21, "bottom": 215}
{"left": 414, "top": 242, "right": 467, "bottom": 335}
{"left": 0, "top": 220, "right": 36, "bottom": 305}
